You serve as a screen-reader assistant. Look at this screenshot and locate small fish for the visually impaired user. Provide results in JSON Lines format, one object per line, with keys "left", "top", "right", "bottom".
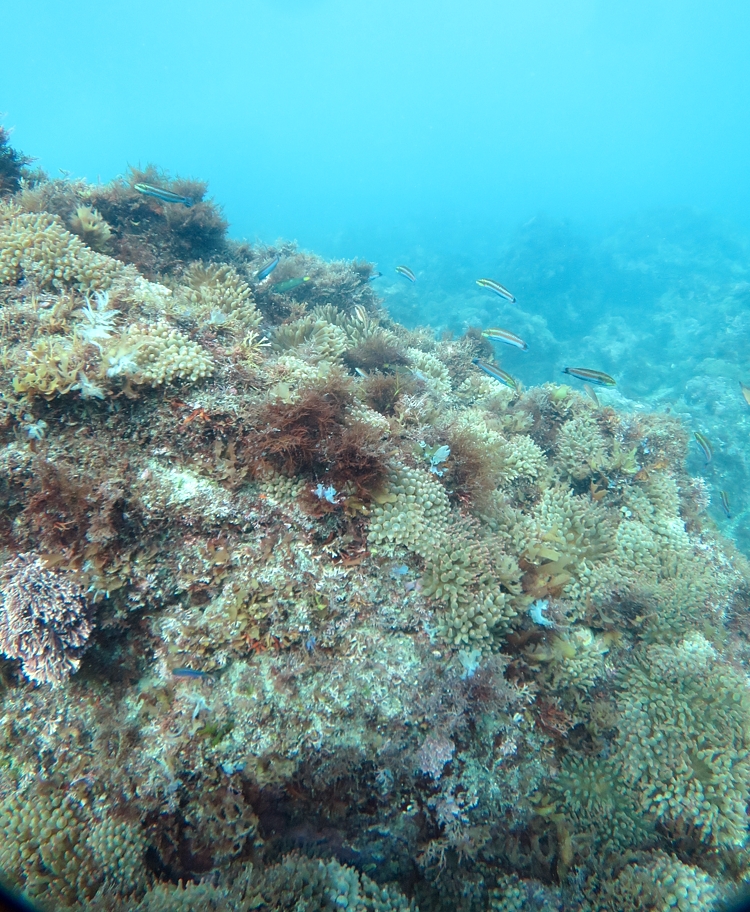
{"left": 395, "top": 265, "right": 416, "bottom": 283}
{"left": 134, "top": 183, "right": 193, "bottom": 207}
{"left": 720, "top": 490, "right": 731, "bottom": 518}
{"left": 740, "top": 381, "right": 750, "bottom": 408}
{"left": 694, "top": 431, "right": 713, "bottom": 464}
{"left": 256, "top": 255, "right": 279, "bottom": 281}
{"left": 368, "top": 271, "right": 383, "bottom": 281}
{"left": 476, "top": 278, "right": 516, "bottom": 303}
{"left": 481, "top": 327, "right": 528, "bottom": 351}
{"left": 582, "top": 382, "right": 600, "bottom": 407}
{"left": 172, "top": 667, "right": 211, "bottom": 679}
{"left": 272, "top": 276, "right": 310, "bottom": 293}
{"left": 472, "top": 358, "right": 518, "bottom": 390}
{"left": 562, "top": 367, "right": 616, "bottom": 387}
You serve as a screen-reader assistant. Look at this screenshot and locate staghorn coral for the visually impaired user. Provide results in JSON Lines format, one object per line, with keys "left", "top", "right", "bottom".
{"left": 0, "top": 552, "right": 93, "bottom": 686}
{"left": 0, "top": 208, "right": 125, "bottom": 291}
{"left": 0, "top": 785, "right": 146, "bottom": 907}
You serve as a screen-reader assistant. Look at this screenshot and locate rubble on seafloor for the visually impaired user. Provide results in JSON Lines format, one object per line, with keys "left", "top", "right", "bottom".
{"left": 1, "top": 157, "right": 750, "bottom": 912}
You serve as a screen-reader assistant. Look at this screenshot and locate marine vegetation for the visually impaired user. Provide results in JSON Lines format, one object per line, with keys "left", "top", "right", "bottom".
{"left": 1, "top": 165, "right": 750, "bottom": 912}
{"left": 0, "top": 126, "right": 37, "bottom": 196}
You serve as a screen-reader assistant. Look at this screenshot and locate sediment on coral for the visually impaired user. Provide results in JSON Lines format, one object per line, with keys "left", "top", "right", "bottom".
{"left": 2, "top": 165, "right": 750, "bottom": 912}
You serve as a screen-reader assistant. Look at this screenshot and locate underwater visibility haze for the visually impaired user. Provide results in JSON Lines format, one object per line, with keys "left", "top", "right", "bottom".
{"left": 2, "top": 2, "right": 750, "bottom": 910}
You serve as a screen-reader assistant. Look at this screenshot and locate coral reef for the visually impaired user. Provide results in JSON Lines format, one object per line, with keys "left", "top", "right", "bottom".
{"left": 0, "top": 553, "right": 93, "bottom": 685}
{"left": 1, "top": 164, "right": 750, "bottom": 912}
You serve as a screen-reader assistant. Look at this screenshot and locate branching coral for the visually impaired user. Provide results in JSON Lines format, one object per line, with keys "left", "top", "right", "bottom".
{"left": 0, "top": 208, "right": 125, "bottom": 290}
{"left": 248, "top": 853, "right": 415, "bottom": 912}
{"left": 617, "top": 634, "right": 750, "bottom": 847}
{"left": 272, "top": 314, "right": 349, "bottom": 364}
{"left": 422, "top": 521, "right": 521, "bottom": 648}
{"left": 594, "top": 851, "right": 725, "bottom": 912}
{"left": 0, "top": 785, "right": 146, "bottom": 906}
{"left": 181, "top": 261, "right": 261, "bottom": 329}
{"left": 524, "top": 486, "right": 615, "bottom": 603}
{"left": 368, "top": 463, "right": 452, "bottom": 557}
{"left": 0, "top": 552, "right": 93, "bottom": 686}
{"left": 104, "top": 321, "right": 213, "bottom": 387}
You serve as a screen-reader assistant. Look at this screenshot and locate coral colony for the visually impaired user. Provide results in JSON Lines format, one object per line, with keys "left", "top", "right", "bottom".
{"left": 0, "top": 136, "right": 749, "bottom": 912}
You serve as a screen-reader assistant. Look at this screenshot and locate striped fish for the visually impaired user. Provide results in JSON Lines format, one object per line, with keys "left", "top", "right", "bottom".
{"left": 562, "top": 367, "right": 616, "bottom": 387}
{"left": 740, "top": 381, "right": 750, "bottom": 408}
{"left": 582, "top": 382, "right": 600, "bottom": 407}
{"left": 134, "top": 182, "right": 193, "bottom": 207}
{"left": 720, "top": 490, "right": 731, "bottom": 518}
{"left": 256, "top": 255, "right": 279, "bottom": 281}
{"left": 472, "top": 358, "right": 518, "bottom": 390}
{"left": 396, "top": 265, "right": 416, "bottom": 282}
{"left": 476, "top": 278, "right": 516, "bottom": 303}
{"left": 481, "top": 327, "right": 528, "bottom": 351}
{"left": 694, "top": 431, "right": 713, "bottom": 464}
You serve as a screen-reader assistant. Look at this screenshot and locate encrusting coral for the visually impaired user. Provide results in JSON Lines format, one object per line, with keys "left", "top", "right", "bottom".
{"left": 2, "top": 159, "right": 750, "bottom": 912}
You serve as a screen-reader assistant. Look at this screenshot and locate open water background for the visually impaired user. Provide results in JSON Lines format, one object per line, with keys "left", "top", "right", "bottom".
{"left": 3, "top": 0, "right": 750, "bottom": 547}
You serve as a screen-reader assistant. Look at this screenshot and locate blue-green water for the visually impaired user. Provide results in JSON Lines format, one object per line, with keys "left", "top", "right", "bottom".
{"left": 5, "top": 1, "right": 749, "bottom": 554}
